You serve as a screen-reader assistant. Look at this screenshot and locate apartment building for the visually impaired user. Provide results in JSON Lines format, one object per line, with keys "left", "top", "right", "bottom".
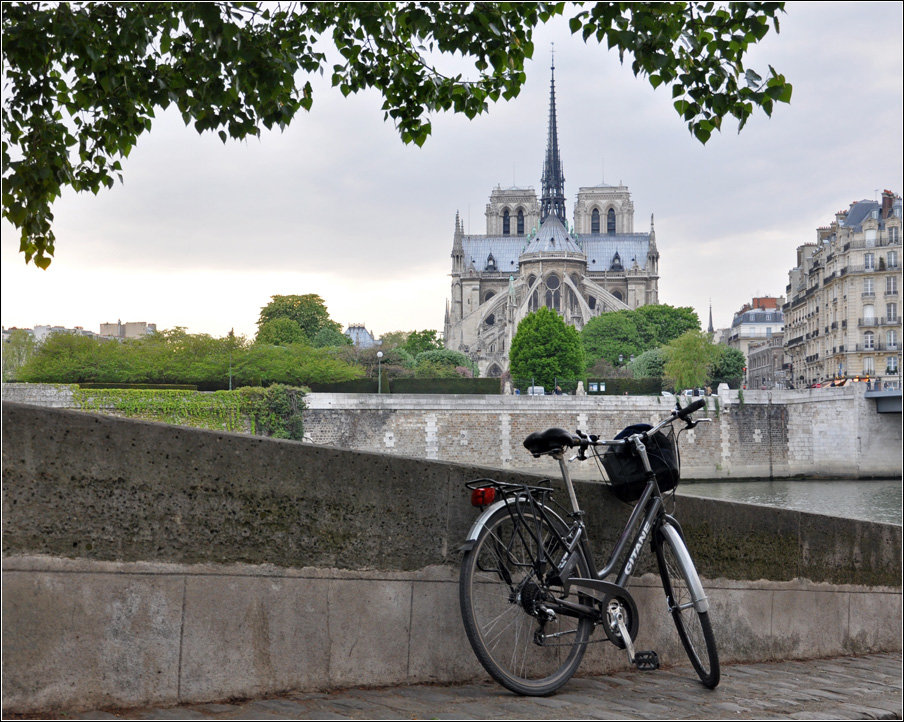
{"left": 99, "top": 320, "right": 157, "bottom": 340}
{"left": 726, "top": 296, "right": 785, "bottom": 364}
{"left": 747, "top": 333, "right": 787, "bottom": 390}
{"left": 784, "top": 190, "right": 902, "bottom": 389}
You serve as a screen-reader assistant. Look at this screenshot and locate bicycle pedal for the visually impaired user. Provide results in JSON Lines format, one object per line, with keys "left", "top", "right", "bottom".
{"left": 633, "top": 650, "right": 660, "bottom": 671}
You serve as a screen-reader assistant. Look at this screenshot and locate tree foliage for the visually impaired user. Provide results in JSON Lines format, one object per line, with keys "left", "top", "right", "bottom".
{"left": 256, "top": 294, "right": 340, "bottom": 341}
{"left": 378, "top": 331, "right": 410, "bottom": 351}
{"left": 402, "top": 329, "right": 443, "bottom": 357}
{"left": 16, "top": 328, "right": 361, "bottom": 387}
{"left": 413, "top": 348, "right": 478, "bottom": 378}
{"left": 255, "top": 317, "right": 307, "bottom": 346}
{"left": 581, "top": 304, "right": 700, "bottom": 368}
{"left": 633, "top": 305, "right": 700, "bottom": 347}
{"left": 2, "top": 328, "right": 38, "bottom": 380}
{"left": 311, "top": 325, "right": 352, "bottom": 348}
{"left": 628, "top": 347, "right": 668, "bottom": 379}
{"left": 509, "top": 307, "right": 585, "bottom": 388}
{"left": 2, "top": 1, "right": 791, "bottom": 267}
{"left": 710, "top": 344, "right": 747, "bottom": 386}
{"left": 581, "top": 310, "right": 645, "bottom": 368}
{"left": 663, "top": 330, "right": 719, "bottom": 391}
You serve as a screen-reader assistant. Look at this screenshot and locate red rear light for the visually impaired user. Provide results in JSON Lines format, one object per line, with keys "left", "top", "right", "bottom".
{"left": 471, "top": 487, "right": 496, "bottom": 507}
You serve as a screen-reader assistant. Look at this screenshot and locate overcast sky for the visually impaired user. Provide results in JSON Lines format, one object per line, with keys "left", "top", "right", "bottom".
{"left": 2, "top": 1, "right": 902, "bottom": 340}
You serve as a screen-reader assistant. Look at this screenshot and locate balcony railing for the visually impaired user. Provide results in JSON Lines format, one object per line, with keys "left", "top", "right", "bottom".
{"left": 859, "top": 316, "right": 900, "bottom": 327}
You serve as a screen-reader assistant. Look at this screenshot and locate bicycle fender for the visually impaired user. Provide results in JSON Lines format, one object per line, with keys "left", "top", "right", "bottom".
{"left": 660, "top": 523, "right": 709, "bottom": 613}
{"left": 462, "top": 497, "right": 569, "bottom": 544}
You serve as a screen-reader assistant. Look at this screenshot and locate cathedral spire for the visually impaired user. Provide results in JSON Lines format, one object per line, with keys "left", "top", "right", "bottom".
{"left": 540, "top": 52, "right": 566, "bottom": 226}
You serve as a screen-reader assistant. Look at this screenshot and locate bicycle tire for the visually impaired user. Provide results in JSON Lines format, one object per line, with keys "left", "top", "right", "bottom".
{"left": 654, "top": 522, "right": 720, "bottom": 688}
{"left": 459, "top": 503, "right": 593, "bottom": 696}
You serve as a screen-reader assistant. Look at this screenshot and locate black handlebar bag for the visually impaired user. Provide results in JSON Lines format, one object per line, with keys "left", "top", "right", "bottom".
{"left": 601, "top": 423, "right": 680, "bottom": 503}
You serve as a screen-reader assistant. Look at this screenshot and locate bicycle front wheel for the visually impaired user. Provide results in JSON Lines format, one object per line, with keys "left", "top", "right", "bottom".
{"left": 654, "top": 522, "right": 720, "bottom": 688}
{"left": 459, "top": 504, "right": 593, "bottom": 696}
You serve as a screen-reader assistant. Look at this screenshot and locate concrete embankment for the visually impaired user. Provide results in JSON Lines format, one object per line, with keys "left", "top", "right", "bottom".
{"left": 2, "top": 402, "right": 901, "bottom": 715}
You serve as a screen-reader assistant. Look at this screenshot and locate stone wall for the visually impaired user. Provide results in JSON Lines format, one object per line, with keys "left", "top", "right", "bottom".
{"left": 2, "top": 402, "right": 901, "bottom": 714}
{"left": 303, "top": 385, "right": 902, "bottom": 479}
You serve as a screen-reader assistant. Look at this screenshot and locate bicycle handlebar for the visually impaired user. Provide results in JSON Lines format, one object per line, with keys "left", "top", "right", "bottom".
{"left": 675, "top": 398, "right": 705, "bottom": 421}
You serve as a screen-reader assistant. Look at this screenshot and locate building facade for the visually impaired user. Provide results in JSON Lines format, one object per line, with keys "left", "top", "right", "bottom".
{"left": 99, "top": 320, "right": 157, "bottom": 340}
{"left": 747, "top": 333, "right": 787, "bottom": 390}
{"left": 444, "top": 64, "right": 659, "bottom": 377}
{"left": 726, "top": 296, "right": 785, "bottom": 389}
{"left": 784, "top": 190, "right": 902, "bottom": 389}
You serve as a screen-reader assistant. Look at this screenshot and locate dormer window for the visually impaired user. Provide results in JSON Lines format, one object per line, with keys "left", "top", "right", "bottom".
{"left": 485, "top": 254, "right": 497, "bottom": 271}
{"left": 610, "top": 251, "right": 623, "bottom": 271}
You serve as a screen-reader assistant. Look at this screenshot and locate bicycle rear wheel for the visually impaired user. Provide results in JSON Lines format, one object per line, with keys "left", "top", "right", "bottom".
{"left": 654, "top": 522, "right": 720, "bottom": 688}
{"left": 459, "top": 503, "right": 593, "bottom": 696}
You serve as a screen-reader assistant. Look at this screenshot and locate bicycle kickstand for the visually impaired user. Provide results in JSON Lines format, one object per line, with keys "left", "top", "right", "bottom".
{"left": 614, "top": 613, "right": 660, "bottom": 672}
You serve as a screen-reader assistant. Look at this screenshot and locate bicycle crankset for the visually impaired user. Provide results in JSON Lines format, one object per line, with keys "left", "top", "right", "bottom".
{"left": 601, "top": 593, "right": 639, "bottom": 649}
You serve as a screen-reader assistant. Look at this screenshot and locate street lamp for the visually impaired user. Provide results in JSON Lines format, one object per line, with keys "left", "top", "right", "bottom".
{"left": 377, "top": 351, "right": 384, "bottom": 394}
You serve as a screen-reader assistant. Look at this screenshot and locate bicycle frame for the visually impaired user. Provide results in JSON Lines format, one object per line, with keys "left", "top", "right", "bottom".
{"left": 463, "top": 413, "right": 692, "bottom": 618}
{"left": 459, "top": 398, "right": 719, "bottom": 693}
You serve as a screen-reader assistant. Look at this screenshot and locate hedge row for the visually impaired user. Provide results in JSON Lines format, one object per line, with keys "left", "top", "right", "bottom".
{"left": 309, "top": 377, "right": 502, "bottom": 395}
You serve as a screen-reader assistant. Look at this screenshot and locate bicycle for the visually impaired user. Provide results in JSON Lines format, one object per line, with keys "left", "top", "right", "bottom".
{"left": 458, "top": 398, "right": 719, "bottom": 696}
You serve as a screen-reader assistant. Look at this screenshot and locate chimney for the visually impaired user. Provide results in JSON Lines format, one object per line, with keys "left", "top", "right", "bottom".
{"left": 881, "top": 190, "right": 895, "bottom": 219}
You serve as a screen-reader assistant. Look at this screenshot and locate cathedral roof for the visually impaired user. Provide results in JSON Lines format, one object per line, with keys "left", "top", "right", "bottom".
{"left": 579, "top": 234, "right": 652, "bottom": 270}
{"left": 460, "top": 236, "right": 524, "bottom": 273}
{"left": 521, "top": 215, "right": 582, "bottom": 256}
{"left": 459, "top": 228, "right": 654, "bottom": 273}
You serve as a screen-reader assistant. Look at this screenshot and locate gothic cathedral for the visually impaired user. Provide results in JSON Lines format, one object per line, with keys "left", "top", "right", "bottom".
{"left": 444, "top": 62, "right": 660, "bottom": 377}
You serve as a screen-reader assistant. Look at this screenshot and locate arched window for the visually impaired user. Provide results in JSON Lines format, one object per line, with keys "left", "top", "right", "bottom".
{"left": 591, "top": 208, "right": 600, "bottom": 234}
{"left": 545, "top": 275, "right": 561, "bottom": 311}
{"left": 487, "top": 364, "right": 502, "bottom": 378}
{"left": 502, "top": 209, "right": 510, "bottom": 236}
{"left": 484, "top": 291, "right": 495, "bottom": 303}
{"left": 612, "top": 289, "right": 623, "bottom": 301}
{"left": 527, "top": 274, "right": 536, "bottom": 288}
{"left": 567, "top": 287, "right": 578, "bottom": 313}
{"left": 864, "top": 331, "right": 875, "bottom": 350}
{"left": 607, "top": 208, "right": 616, "bottom": 234}
{"left": 517, "top": 209, "right": 525, "bottom": 235}
{"left": 588, "top": 296, "right": 596, "bottom": 310}
{"left": 485, "top": 313, "right": 495, "bottom": 327}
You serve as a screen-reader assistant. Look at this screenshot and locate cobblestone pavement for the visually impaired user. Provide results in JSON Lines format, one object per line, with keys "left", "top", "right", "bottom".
{"left": 13, "top": 653, "right": 902, "bottom": 720}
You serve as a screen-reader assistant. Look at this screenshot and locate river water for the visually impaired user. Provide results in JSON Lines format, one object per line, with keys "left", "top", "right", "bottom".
{"left": 677, "top": 479, "right": 902, "bottom": 526}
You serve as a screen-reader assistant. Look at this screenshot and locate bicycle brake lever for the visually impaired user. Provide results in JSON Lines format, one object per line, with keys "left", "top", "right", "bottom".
{"left": 684, "top": 418, "right": 712, "bottom": 430}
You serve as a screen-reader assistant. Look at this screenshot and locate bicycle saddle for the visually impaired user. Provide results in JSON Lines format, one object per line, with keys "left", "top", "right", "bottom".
{"left": 523, "top": 427, "right": 577, "bottom": 457}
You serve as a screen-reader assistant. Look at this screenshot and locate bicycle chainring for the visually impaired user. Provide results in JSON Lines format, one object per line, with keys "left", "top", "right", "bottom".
{"left": 601, "top": 592, "right": 639, "bottom": 649}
